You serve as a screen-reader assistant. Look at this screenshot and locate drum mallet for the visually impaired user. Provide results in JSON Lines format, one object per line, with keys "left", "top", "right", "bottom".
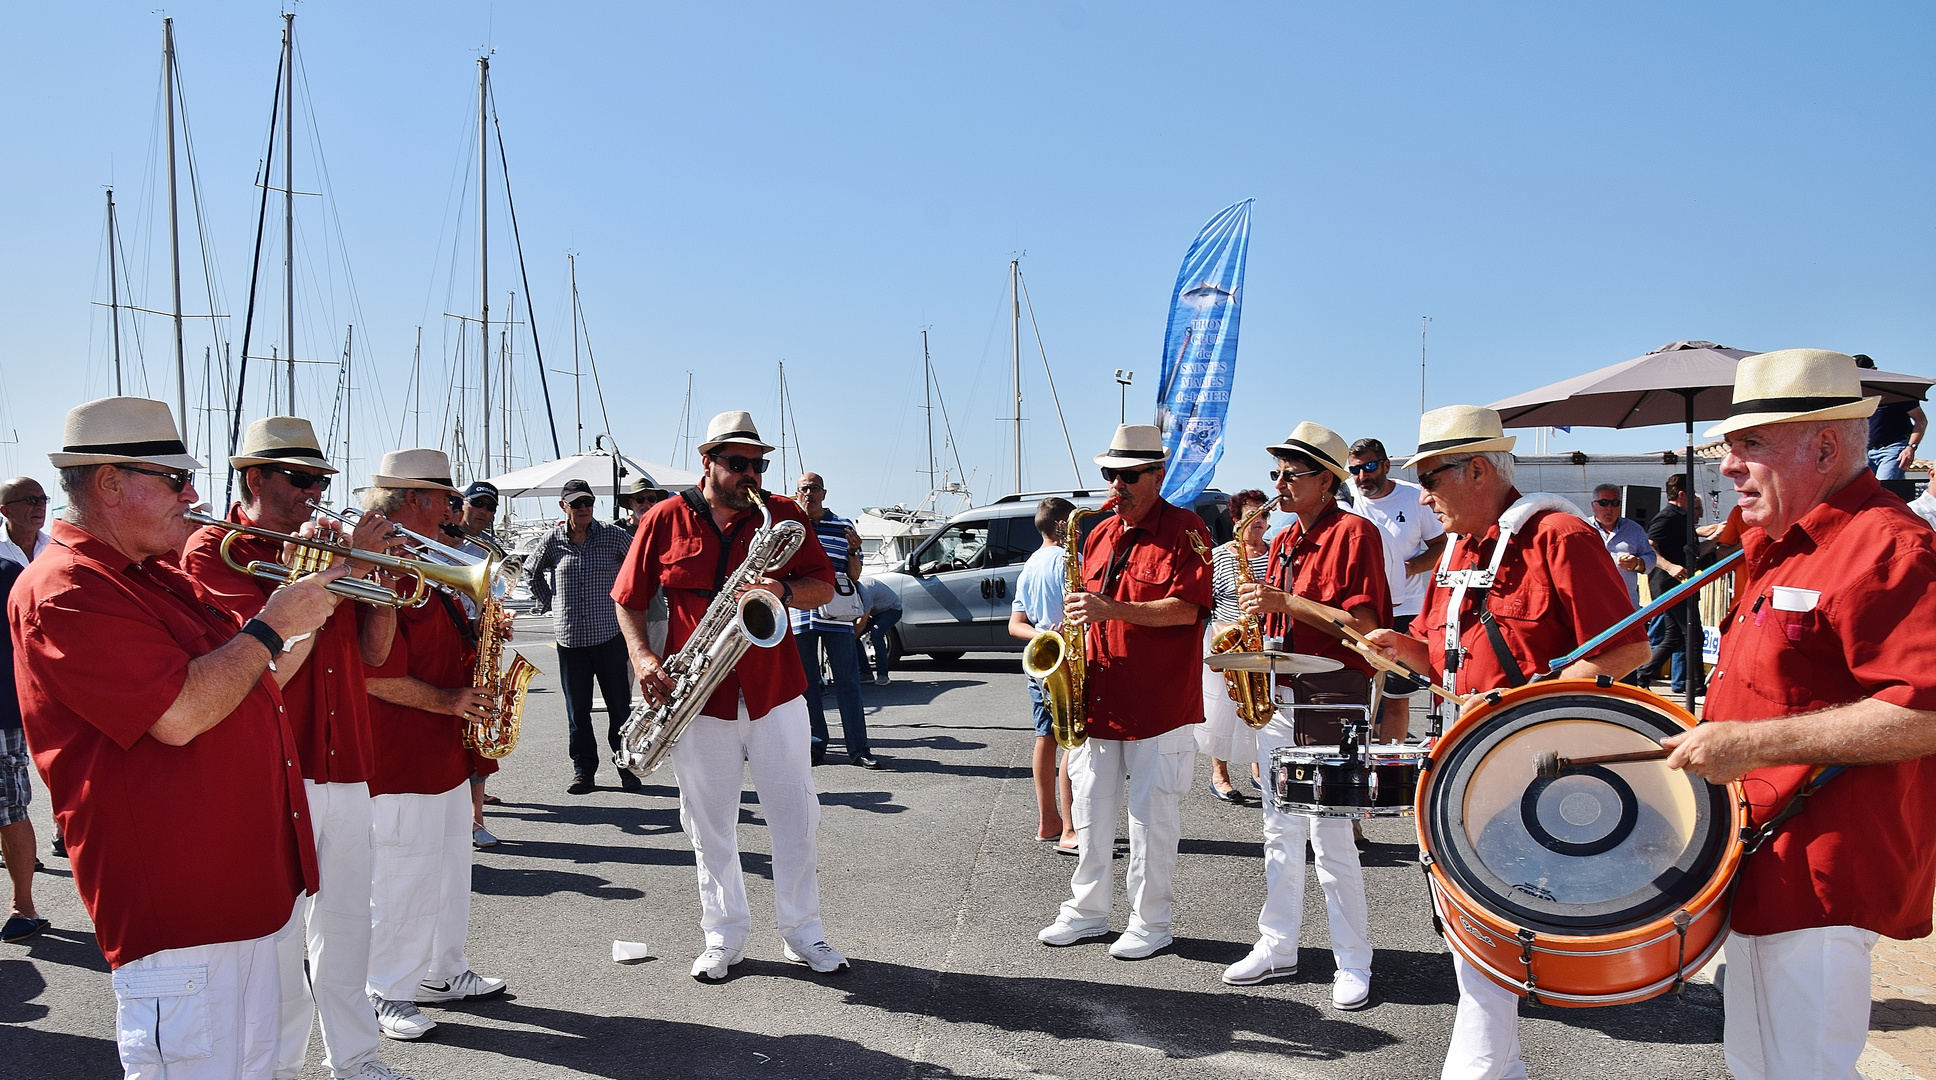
{"left": 1533, "top": 747, "right": 1670, "bottom": 779}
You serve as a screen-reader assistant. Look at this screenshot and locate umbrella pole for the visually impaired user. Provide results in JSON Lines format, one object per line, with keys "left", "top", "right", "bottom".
{"left": 1681, "top": 389, "right": 1701, "bottom": 716}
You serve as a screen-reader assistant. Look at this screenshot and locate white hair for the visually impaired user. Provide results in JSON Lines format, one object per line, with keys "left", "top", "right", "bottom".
{"left": 1477, "top": 451, "right": 1516, "bottom": 485}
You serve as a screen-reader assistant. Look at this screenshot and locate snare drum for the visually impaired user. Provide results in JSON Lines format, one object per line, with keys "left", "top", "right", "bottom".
{"left": 1417, "top": 679, "right": 1743, "bottom": 1007}
{"left": 1269, "top": 743, "right": 1425, "bottom": 818}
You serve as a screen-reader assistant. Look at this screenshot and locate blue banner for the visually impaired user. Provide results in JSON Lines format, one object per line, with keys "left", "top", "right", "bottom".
{"left": 1157, "top": 199, "right": 1252, "bottom": 507}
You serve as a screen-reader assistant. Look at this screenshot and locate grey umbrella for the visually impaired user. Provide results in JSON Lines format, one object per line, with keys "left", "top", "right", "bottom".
{"left": 1488, "top": 340, "right": 1932, "bottom": 713}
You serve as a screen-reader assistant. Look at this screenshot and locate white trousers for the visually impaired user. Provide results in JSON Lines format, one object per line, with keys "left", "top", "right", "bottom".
{"left": 1061, "top": 728, "right": 1197, "bottom": 933}
{"left": 274, "top": 780, "right": 380, "bottom": 1078}
{"left": 1253, "top": 711, "right": 1372, "bottom": 973}
{"left": 1196, "top": 625, "right": 1260, "bottom": 766}
{"left": 1725, "top": 926, "right": 1878, "bottom": 1080}
{"left": 112, "top": 905, "right": 295, "bottom": 1080}
{"left": 366, "top": 782, "right": 473, "bottom": 1002}
{"left": 670, "top": 695, "right": 827, "bottom": 952}
{"left": 1442, "top": 951, "right": 1528, "bottom": 1080}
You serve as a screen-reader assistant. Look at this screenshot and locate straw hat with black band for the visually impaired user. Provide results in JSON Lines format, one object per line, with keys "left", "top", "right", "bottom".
{"left": 697, "top": 411, "right": 776, "bottom": 456}
{"left": 228, "top": 416, "right": 337, "bottom": 474}
{"left": 1265, "top": 421, "right": 1352, "bottom": 485}
{"left": 1704, "top": 349, "right": 1880, "bottom": 441}
{"left": 1401, "top": 405, "right": 1519, "bottom": 470}
{"left": 47, "top": 396, "right": 204, "bottom": 472}
{"left": 1094, "top": 424, "right": 1170, "bottom": 470}
{"left": 368, "top": 449, "right": 461, "bottom": 495}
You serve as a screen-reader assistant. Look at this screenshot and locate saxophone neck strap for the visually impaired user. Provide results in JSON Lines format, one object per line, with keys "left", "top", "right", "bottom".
{"left": 682, "top": 488, "right": 757, "bottom": 596}
{"left": 435, "top": 589, "right": 479, "bottom": 649}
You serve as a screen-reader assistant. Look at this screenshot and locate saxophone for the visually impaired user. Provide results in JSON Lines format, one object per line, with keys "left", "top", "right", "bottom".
{"left": 1208, "top": 501, "right": 1275, "bottom": 729}
{"left": 1021, "top": 501, "right": 1109, "bottom": 750}
{"left": 614, "top": 488, "right": 807, "bottom": 777}
{"left": 466, "top": 597, "right": 537, "bottom": 759}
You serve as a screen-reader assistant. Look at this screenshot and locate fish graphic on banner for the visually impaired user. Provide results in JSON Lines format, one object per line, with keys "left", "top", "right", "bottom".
{"left": 1156, "top": 199, "right": 1252, "bottom": 508}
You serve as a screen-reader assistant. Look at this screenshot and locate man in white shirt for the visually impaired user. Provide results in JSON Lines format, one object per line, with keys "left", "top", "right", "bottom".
{"left": 1346, "top": 439, "right": 1445, "bottom": 741}
{"left": 0, "top": 478, "right": 52, "bottom": 567}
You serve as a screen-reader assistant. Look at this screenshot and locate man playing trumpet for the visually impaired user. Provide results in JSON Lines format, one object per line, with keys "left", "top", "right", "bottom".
{"left": 181, "top": 417, "right": 413, "bottom": 1080}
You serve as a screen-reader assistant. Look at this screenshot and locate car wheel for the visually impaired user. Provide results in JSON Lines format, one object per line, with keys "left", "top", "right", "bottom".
{"left": 885, "top": 627, "right": 906, "bottom": 665}
{"left": 925, "top": 650, "right": 965, "bottom": 663}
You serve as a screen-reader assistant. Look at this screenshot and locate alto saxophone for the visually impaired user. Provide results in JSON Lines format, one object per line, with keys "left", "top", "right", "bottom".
{"left": 1021, "top": 501, "right": 1109, "bottom": 750}
{"left": 614, "top": 489, "right": 807, "bottom": 777}
{"left": 466, "top": 596, "right": 537, "bottom": 759}
{"left": 1208, "top": 501, "right": 1275, "bottom": 729}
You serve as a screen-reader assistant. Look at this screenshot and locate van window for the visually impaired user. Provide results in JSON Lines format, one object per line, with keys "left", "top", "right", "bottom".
{"left": 989, "top": 517, "right": 1044, "bottom": 566}
{"left": 913, "top": 521, "right": 992, "bottom": 575}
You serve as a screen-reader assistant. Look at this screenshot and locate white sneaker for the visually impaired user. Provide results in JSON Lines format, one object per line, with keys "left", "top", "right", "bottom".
{"left": 370, "top": 994, "right": 435, "bottom": 1040}
{"left": 1332, "top": 967, "right": 1372, "bottom": 1010}
{"left": 335, "top": 1062, "right": 417, "bottom": 1080}
{"left": 1108, "top": 925, "right": 1173, "bottom": 960}
{"left": 1037, "top": 916, "right": 1109, "bottom": 947}
{"left": 1222, "top": 942, "right": 1299, "bottom": 986}
{"left": 783, "top": 939, "right": 851, "bottom": 973}
{"left": 471, "top": 826, "right": 500, "bottom": 849}
{"left": 417, "top": 969, "right": 506, "bottom": 1003}
{"left": 690, "top": 944, "right": 744, "bottom": 980}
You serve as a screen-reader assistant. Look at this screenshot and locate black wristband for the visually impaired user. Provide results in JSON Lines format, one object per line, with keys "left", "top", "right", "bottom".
{"left": 779, "top": 580, "right": 794, "bottom": 606}
{"left": 239, "top": 618, "right": 284, "bottom": 660}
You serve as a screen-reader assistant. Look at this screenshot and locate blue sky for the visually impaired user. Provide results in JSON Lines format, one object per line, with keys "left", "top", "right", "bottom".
{"left": 4, "top": 2, "right": 1931, "bottom": 513}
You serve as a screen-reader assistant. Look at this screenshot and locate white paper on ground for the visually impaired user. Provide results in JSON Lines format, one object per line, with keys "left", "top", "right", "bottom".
{"left": 612, "top": 940, "right": 651, "bottom": 962}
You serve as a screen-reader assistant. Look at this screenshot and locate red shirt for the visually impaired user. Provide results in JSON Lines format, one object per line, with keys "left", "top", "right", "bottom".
{"left": 1412, "top": 491, "right": 1645, "bottom": 694}
{"left": 611, "top": 491, "right": 833, "bottom": 721}
{"left": 9, "top": 521, "right": 318, "bottom": 968}
{"left": 1262, "top": 500, "right": 1391, "bottom": 677}
{"left": 365, "top": 592, "right": 476, "bottom": 796}
{"left": 1080, "top": 500, "right": 1215, "bottom": 740}
{"left": 1705, "top": 471, "right": 1936, "bottom": 939}
{"left": 181, "top": 506, "right": 375, "bottom": 784}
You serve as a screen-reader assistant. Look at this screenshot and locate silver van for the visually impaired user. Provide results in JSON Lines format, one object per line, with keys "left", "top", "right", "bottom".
{"left": 870, "top": 488, "right": 1229, "bottom": 662}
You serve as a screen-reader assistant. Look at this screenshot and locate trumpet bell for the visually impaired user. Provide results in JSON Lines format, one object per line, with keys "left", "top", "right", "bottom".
{"left": 414, "top": 553, "right": 499, "bottom": 607}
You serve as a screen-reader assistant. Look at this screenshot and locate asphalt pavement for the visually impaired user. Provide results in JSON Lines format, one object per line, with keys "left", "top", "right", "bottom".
{"left": 0, "top": 617, "right": 1735, "bottom": 1079}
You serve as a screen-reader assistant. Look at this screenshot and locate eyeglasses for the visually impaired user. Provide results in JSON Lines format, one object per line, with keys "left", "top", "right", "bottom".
{"left": 469, "top": 501, "right": 499, "bottom": 513}
{"left": 258, "top": 465, "right": 331, "bottom": 491}
{"left": 1416, "top": 459, "right": 1470, "bottom": 493}
{"left": 117, "top": 464, "right": 194, "bottom": 493}
{"left": 1268, "top": 468, "right": 1324, "bottom": 482}
{"left": 709, "top": 452, "right": 770, "bottom": 475}
{"left": 1592, "top": 499, "right": 1621, "bottom": 508}
{"left": 796, "top": 485, "right": 825, "bottom": 494}
{"left": 2, "top": 496, "right": 49, "bottom": 508}
{"left": 1099, "top": 464, "right": 1161, "bottom": 484}
{"left": 566, "top": 498, "right": 595, "bottom": 510}
{"left": 1347, "top": 460, "right": 1387, "bottom": 475}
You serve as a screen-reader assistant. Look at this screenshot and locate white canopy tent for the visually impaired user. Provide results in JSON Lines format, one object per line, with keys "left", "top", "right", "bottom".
{"left": 484, "top": 450, "right": 700, "bottom": 501}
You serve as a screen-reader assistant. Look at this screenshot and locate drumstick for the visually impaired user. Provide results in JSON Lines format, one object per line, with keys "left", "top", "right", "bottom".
{"left": 1532, "top": 747, "right": 1670, "bottom": 780}
{"left": 1278, "top": 594, "right": 1463, "bottom": 704}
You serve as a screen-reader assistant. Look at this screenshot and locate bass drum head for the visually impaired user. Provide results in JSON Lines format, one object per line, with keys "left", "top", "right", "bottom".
{"left": 1424, "top": 688, "right": 1731, "bottom": 936}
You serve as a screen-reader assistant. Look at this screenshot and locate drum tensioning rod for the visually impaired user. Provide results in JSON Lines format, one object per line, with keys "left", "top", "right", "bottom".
{"left": 1533, "top": 747, "right": 1670, "bottom": 780}
{"left": 1538, "top": 548, "right": 1744, "bottom": 680}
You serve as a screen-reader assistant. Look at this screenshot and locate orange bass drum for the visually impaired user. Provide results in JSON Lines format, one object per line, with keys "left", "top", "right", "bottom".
{"left": 1416, "top": 679, "right": 1743, "bottom": 1007}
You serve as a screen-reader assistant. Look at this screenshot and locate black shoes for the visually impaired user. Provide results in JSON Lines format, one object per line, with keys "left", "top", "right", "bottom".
{"left": 851, "top": 755, "right": 881, "bottom": 770}
{"left": 619, "top": 771, "right": 644, "bottom": 792}
{"left": 567, "top": 773, "right": 596, "bottom": 795}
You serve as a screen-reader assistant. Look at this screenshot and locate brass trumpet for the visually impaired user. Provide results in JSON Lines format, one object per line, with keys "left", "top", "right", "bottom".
{"left": 183, "top": 510, "right": 496, "bottom": 608}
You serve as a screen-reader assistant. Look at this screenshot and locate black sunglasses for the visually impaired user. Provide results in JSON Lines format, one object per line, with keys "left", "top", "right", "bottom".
{"left": 709, "top": 452, "right": 770, "bottom": 475}
{"left": 1416, "top": 458, "right": 1470, "bottom": 492}
{"left": 566, "top": 497, "right": 595, "bottom": 510}
{"left": 258, "top": 464, "right": 331, "bottom": 491}
{"left": 118, "top": 464, "right": 194, "bottom": 493}
{"left": 1100, "top": 464, "right": 1161, "bottom": 484}
{"left": 1347, "top": 460, "right": 1387, "bottom": 475}
{"left": 797, "top": 485, "right": 825, "bottom": 493}
{"left": 470, "top": 500, "right": 499, "bottom": 513}
{"left": 1593, "top": 498, "right": 1621, "bottom": 508}
{"left": 3, "top": 496, "right": 49, "bottom": 507}
{"left": 1268, "top": 467, "right": 1325, "bottom": 482}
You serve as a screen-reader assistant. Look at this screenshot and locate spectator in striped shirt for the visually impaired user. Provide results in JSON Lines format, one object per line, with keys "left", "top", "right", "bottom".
{"left": 790, "top": 473, "right": 874, "bottom": 768}
{"left": 528, "top": 478, "right": 638, "bottom": 792}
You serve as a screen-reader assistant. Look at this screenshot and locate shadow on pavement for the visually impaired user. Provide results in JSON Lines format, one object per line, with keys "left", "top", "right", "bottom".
{"left": 3, "top": 927, "right": 106, "bottom": 977}
{"left": 0, "top": 1025, "right": 120, "bottom": 1078}
{"left": 472, "top": 864, "right": 647, "bottom": 902}
{"left": 817, "top": 790, "right": 908, "bottom": 815}
{"left": 855, "top": 679, "right": 990, "bottom": 707}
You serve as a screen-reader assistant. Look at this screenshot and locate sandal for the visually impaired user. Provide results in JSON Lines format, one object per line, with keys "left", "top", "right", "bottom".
{"left": 2, "top": 914, "right": 49, "bottom": 943}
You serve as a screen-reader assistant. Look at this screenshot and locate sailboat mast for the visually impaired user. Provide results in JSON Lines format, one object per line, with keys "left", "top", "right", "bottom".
{"left": 106, "top": 189, "right": 124, "bottom": 395}
{"left": 569, "top": 254, "right": 582, "bottom": 452}
{"left": 163, "top": 18, "right": 186, "bottom": 429}
{"left": 1010, "top": 257, "right": 1022, "bottom": 494}
{"left": 343, "top": 324, "right": 353, "bottom": 480}
{"left": 777, "top": 361, "right": 788, "bottom": 490}
{"left": 921, "top": 329, "right": 935, "bottom": 492}
{"left": 282, "top": 12, "right": 295, "bottom": 414}
{"left": 680, "top": 373, "right": 693, "bottom": 470}
{"left": 477, "top": 56, "right": 490, "bottom": 481}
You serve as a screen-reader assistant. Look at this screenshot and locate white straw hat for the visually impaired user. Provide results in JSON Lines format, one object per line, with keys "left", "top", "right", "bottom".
{"left": 1094, "top": 424, "right": 1169, "bottom": 470}
{"left": 1704, "top": 349, "right": 1880, "bottom": 439}
{"left": 229, "top": 416, "right": 336, "bottom": 473}
{"left": 47, "top": 396, "right": 203, "bottom": 471}
{"left": 368, "top": 448, "right": 460, "bottom": 494}
{"left": 696, "top": 411, "right": 776, "bottom": 456}
{"left": 1402, "top": 405, "right": 1519, "bottom": 470}
{"left": 1266, "top": 422, "right": 1351, "bottom": 484}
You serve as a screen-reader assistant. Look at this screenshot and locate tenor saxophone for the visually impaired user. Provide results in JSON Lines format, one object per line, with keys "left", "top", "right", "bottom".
{"left": 613, "top": 489, "right": 807, "bottom": 777}
{"left": 1208, "top": 501, "right": 1275, "bottom": 729}
{"left": 1021, "top": 501, "right": 1110, "bottom": 750}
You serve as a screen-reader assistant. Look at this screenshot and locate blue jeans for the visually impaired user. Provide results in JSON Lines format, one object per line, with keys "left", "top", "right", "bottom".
{"left": 864, "top": 609, "right": 902, "bottom": 681}
{"left": 797, "top": 629, "right": 868, "bottom": 759}
{"left": 1870, "top": 442, "right": 1910, "bottom": 480}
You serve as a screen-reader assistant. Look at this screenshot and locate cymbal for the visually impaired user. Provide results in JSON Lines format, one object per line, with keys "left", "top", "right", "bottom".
{"left": 1204, "top": 650, "right": 1344, "bottom": 675}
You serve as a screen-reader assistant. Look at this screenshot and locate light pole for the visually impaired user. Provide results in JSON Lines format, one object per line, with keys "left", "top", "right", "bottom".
{"left": 1114, "top": 369, "right": 1134, "bottom": 423}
